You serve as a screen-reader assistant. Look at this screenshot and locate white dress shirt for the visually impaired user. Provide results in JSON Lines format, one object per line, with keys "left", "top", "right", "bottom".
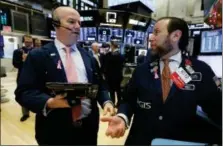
{"left": 44, "top": 39, "right": 91, "bottom": 119}
{"left": 160, "top": 51, "right": 182, "bottom": 75}
{"left": 118, "top": 51, "right": 182, "bottom": 127}
{"left": 93, "top": 52, "right": 101, "bottom": 67}
{"left": 160, "top": 51, "right": 182, "bottom": 85}
{"left": 54, "top": 39, "right": 88, "bottom": 83}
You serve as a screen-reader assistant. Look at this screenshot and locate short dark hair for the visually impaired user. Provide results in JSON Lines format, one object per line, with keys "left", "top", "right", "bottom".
{"left": 157, "top": 17, "right": 189, "bottom": 51}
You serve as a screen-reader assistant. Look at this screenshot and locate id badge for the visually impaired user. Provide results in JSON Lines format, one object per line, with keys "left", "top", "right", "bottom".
{"left": 170, "top": 72, "right": 185, "bottom": 88}
{"left": 176, "top": 67, "right": 192, "bottom": 84}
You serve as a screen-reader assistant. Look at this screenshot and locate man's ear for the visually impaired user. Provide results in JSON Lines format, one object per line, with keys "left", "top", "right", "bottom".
{"left": 170, "top": 30, "right": 182, "bottom": 42}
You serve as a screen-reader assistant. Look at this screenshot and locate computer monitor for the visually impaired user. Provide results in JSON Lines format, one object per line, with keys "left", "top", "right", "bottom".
{"left": 79, "top": 27, "right": 97, "bottom": 41}
{"left": 11, "top": 10, "right": 29, "bottom": 33}
{"left": 30, "top": 14, "right": 47, "bottom": 36}
{"left": 98, "top": 27, "right": 123, "bottom": 43}
{"left": 200, "top": 29, "right": 222, "bottom": 55}
{"left": 198, "top": 55, "right": 222, "bottom": 78}
{"left": 124, "top": 29, "right": 145, "bottom": 45}
{"left": 138, "top": 49, "right": 147, "bottom": 56}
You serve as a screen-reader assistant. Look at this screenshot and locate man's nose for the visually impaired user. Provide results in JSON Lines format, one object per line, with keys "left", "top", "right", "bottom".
{"left": 149, "top": 34, "right": 155, "bottom": 42}
{"left": 74, "top": 22, "right": 80, "bottom": 29}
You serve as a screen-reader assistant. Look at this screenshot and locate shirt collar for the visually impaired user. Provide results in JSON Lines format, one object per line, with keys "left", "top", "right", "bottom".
{"left": 54, "top": 38, "right": 77, "bottom": 52}
{"left": 169, "top": 51, "right": 182, "bottom": 64}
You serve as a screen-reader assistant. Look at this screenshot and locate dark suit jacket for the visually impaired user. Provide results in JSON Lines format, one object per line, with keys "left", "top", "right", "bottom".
{"left": 118, "top": 56, "right": 222, "bottom": 145}
{"left": 12, "top": 47, "right": 32, "bottom": 83}
{"left": 101, "top": 50, "right": 125, "bottom": 85}
{"left": 15, "top": 42, "right": 111, "bottom": 144}
{"left": 137, "top": 55, "right": 146, "bottom": 65}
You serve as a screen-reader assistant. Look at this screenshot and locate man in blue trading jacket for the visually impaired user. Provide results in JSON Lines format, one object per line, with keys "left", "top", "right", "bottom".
{"left": 13, "top": 35, "right": 33, "bottom": 122}
{"left": 101, "top": 17, "right": 222, "bottom": 145}
{"left": 15, "top": 6, "right": 114, "bottom": 145}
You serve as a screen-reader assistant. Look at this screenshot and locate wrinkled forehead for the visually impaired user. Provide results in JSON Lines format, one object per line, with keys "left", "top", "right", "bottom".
{"left": 154, "top": 19, "right": 170, "bottom": 32}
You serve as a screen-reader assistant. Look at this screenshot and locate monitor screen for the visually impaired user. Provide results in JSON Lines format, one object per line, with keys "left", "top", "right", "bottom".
{"left": 98, "top": 9, "right": 127, "bottom": 28}
{"left": 98, "top": 27, "right": 123, "bottom": 43}
{"left": 11, "top": 10, "right": 29, "bottom": 33}
{"left": 79, "top": 27, "right": 97, "bottom": 41}
{"left": 50, "top": 30, "right": 56, "bottom": 38}
{"left": 124, "top": 29, "right": 145, "bottom": 45}
{"left": 200, "top": 29, "right": 222, "bottom": 54}
{"left": 31, "top": 14, "right": 47, "bottom": 36}
{"left": 198, "top": 55, "right": 222, "bottom": 78}
{"left": 138, "top": 49, "right": 147, "bottom": 56}
{"left": 126, "top": 12, "right": 150, "bottom": 31}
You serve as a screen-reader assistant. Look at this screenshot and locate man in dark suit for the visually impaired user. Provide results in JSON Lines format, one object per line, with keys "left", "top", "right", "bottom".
{"left": 13, "top": 35, "right": 33, "bottom": 122}
{"left": 101, "top": 17, "right": 222, "bottom": 145}
{"left": 15, "top": 6, "right": 114, "bottom": 145}
{"left": 101, "top": 40, "right": 124, "bottom": 107}
{"left": 137, "top": 50, "right": 146, "bottom": 65}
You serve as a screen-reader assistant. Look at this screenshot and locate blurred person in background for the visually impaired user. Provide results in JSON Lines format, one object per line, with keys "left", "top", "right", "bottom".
{"left": 91, "top": 42, "right": 101, "bottom": 68}
{"left": 34, "top": 38, "right": 42, "bottom": 48}
{"left": 12, "top": 34, "right": 33, "bottom": 122}
{"left": 101, "top": 40, "right": 124, "bottom": 107}
{"left": 137, "top": 50, "right": 146, "bottom": 65}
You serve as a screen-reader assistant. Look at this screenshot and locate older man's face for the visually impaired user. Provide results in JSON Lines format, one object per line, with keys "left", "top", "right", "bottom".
{"left": 56, "top": 7, "right": 81, "bottom": 45}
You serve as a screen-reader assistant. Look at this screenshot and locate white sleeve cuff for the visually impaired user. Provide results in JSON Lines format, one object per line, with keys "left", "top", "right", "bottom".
{"left": 43, "top": 102, "right": 53, "bottom": 117}
{"left": 117, "top": 113, "right": 129, "bottom": 128}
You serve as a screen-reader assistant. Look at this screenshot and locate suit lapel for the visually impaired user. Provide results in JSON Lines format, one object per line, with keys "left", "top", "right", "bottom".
{"left": 43, "top": 43, "right": 67, "bottom": 82}
{"left": 77, "top": 46, "right": 92, "bottom": 82}
{"left": 149, "top": 60, "right": 162, "bottom": 95}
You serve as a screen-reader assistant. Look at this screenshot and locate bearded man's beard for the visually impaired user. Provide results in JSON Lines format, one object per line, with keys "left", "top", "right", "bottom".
{"left": 150, "top": 38, "right": 173, "bottom": 61}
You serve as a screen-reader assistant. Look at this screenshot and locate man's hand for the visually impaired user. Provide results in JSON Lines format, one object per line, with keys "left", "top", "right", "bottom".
{"left": 103, "top": 102, "right": 115, "bottom": 116}
{"left": 101, "top": 116, "right": 126, "bottom": 138}
{"left": 22, "top": 53, "right": 28, "bottom": 62}
{"left": 46, "top": 93, "right": 70, "bottom": 109}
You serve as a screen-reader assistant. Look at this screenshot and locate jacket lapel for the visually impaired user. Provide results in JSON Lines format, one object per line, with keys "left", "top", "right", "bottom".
{"left": 149, "top": 59, "right": 162, "bottom": 95}
{"left": 43, "top": 42, "right": 67, "bottom": 82}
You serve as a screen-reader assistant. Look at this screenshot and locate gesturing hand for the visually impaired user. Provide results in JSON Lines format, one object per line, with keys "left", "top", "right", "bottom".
{"left": 101, "top": 116, "right": 126, "bottom": 138}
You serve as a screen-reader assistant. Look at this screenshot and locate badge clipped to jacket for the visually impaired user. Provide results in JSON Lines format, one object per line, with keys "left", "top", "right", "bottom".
{"left": 171, "top": 59, "right": 194, "bottom": 89}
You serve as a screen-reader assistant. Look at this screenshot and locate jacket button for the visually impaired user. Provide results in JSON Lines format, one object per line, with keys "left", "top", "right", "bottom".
{"left": 159, "top": 116, "right": 163, "bottom": 120}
